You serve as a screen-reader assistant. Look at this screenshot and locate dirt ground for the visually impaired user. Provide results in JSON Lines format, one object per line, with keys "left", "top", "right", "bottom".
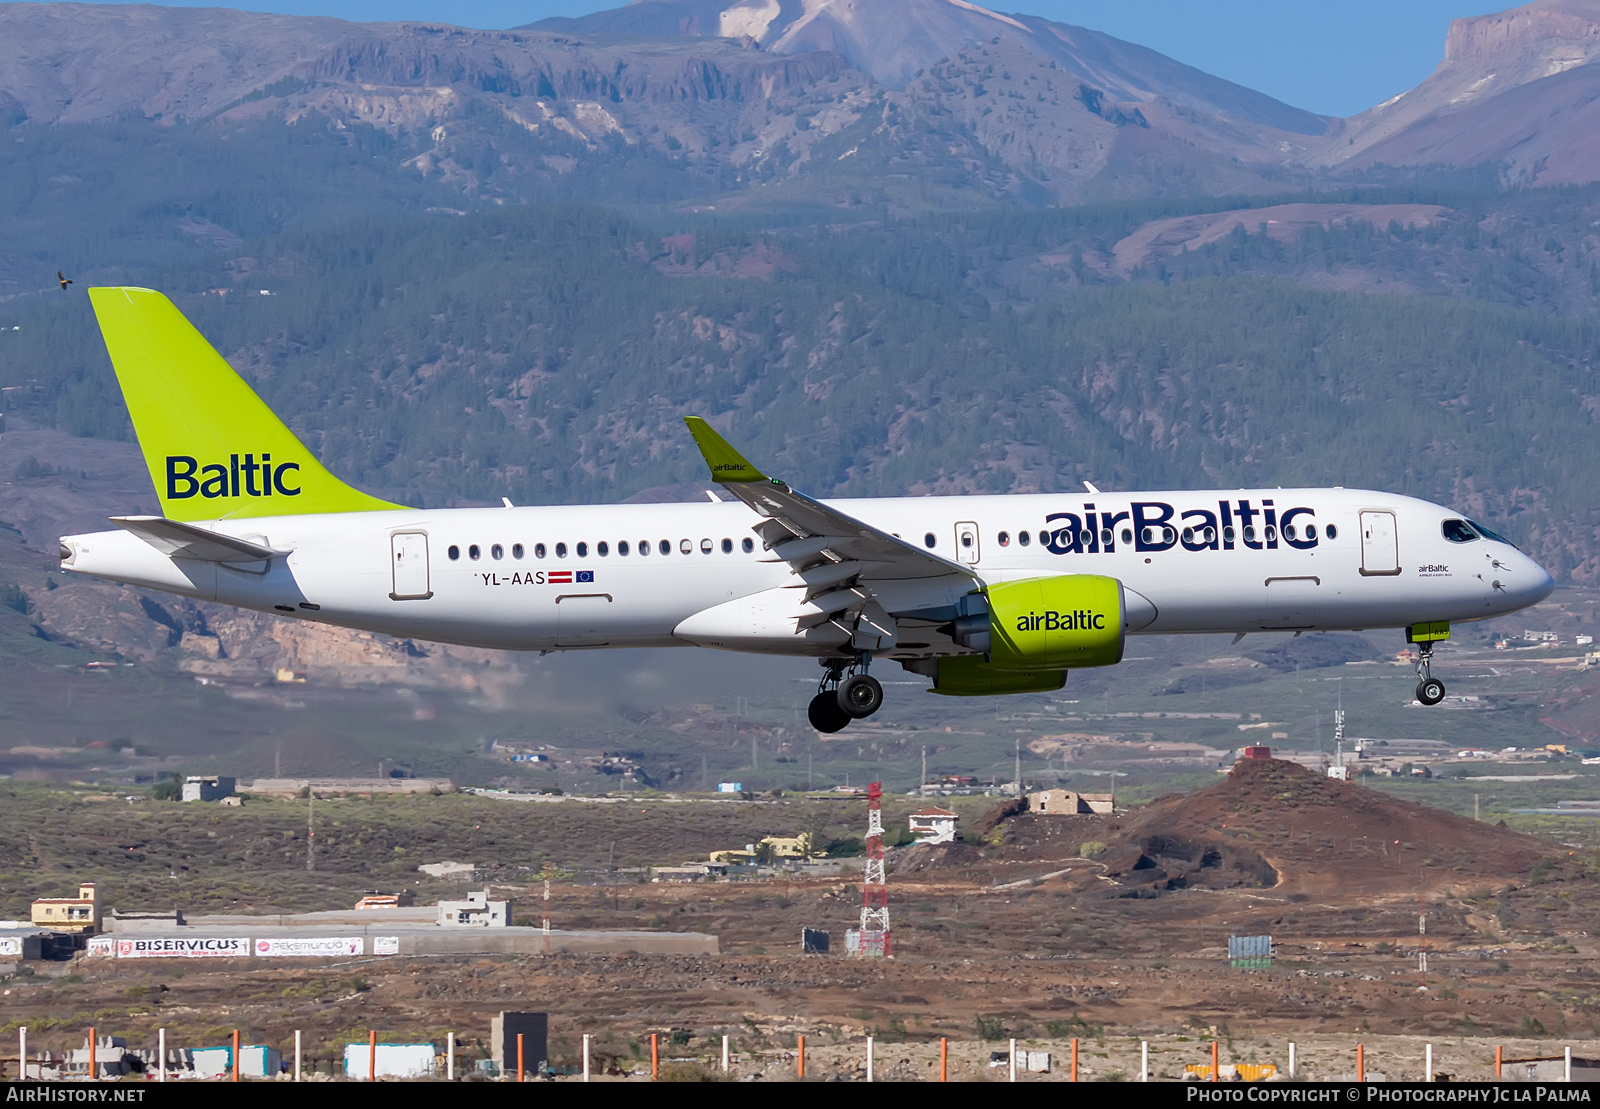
{"left": 4, "top": 759, "right": 1597, "bottom": 1081}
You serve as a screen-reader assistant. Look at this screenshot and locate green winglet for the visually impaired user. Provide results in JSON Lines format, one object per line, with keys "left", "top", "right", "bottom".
{"left": 684, "top": 417, "right": 768, "bottom": 483}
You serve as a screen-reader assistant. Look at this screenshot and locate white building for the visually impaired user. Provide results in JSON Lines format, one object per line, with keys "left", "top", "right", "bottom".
{"left": 181, "top": 776, "right": 235, "bottom": 802}
{"left": 908, "top": 807, "right": 958, "bottom": 845}
{"left": 437, "top": 890, "right": 509, "bottom": 927}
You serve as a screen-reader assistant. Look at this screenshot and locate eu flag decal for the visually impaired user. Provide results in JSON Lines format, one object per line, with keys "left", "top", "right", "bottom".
{"left": 576, "top": 570, "right": 595, "bottom": 584}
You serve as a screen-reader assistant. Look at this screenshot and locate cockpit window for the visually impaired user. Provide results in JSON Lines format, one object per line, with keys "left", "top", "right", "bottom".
{"left": 1442, "top": 519, "right": 1479, "bottom": 543}
{"left": 1467, "top": 519, "right": 1519, "bottom": 549}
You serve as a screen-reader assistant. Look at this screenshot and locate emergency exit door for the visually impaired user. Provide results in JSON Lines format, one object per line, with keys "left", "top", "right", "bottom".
{"left": 390, "top": 532, "right": 433, "bottom": 599}
{"left": 1359, "top": 511, "right": 1400, "bottom": 576}
{"left": 954, "top": 521, "right": 981, "bottom": 564}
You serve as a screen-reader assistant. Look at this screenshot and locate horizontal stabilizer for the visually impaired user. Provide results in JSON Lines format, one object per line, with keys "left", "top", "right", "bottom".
{"left": 110, "top": 516, "right": 290, "bottom": 564}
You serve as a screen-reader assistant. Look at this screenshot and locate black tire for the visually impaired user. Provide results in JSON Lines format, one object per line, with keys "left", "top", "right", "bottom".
{"left": 1416, "top": 678, "right": 1446, "bottom": 706}
{"left": 837, "top": 674, "right": 884, "bottom": 719}
{"left": 808, "top": 691, "right": 851, "bottom": 733}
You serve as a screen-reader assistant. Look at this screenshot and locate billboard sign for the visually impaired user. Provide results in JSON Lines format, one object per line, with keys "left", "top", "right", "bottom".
{"left": 116, "top": 936, "right": 250, "bottom": 959}
{"left": 372, "top": 936, "right": 400, "bottom": 955}
{"left": 253, "top": 937, "right": 363, "bottom": 958}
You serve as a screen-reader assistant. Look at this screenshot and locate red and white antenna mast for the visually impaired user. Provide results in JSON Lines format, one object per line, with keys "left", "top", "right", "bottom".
{"left": 854, "top": 781, "right": 891, "bottom": 957}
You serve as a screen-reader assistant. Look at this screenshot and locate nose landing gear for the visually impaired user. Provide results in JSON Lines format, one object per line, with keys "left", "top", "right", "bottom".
{"left": 807, "top": 655, "right": 883, "bottom": 733}
{"left": 1408, "top": 622, "right": 1450, "bottom": 706}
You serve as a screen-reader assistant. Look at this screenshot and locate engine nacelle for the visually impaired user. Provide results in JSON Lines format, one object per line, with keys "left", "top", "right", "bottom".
{"left": 980, "top": 574, "right": 1126, "bottom": 671}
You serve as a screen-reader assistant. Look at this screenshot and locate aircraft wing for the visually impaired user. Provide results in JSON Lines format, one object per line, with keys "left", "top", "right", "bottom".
{"left": 685, "top": 418, "right": 976, "bottom": 588}
{"left": 110, "top": 516, "right": 291, "bottom": 564}
{"left": 683, "top": 419, "right": 979, "bottom": 652}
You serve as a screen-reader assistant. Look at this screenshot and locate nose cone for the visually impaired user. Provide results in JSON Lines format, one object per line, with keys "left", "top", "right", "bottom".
{"left": 1515, "top": 553, "right": 1555, "bottom": 608}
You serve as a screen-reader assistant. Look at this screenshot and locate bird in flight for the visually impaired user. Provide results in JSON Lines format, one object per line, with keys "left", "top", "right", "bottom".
{"left": 57, "top": 271, "right": 72, "bottom": 291}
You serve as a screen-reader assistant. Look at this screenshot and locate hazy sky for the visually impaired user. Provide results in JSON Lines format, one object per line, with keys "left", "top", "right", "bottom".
{"left": 89, "top": 0, "right": 1507, "bottom": 117}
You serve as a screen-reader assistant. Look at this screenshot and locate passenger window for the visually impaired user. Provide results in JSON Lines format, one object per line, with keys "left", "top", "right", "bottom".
{"left": 1223, "top": 527, "right": 1235, "bottom": 544}
{"left": 597, "top": 541, "right": 609, "bottom": 557}
{"left": 1181, "top": 527, "right": 1193, "bottom": 544}
{"left": 535, "top": 543, "right": 547, "bottom": 559}
{"left": 1101, "top": 529, "right": 1112, "bottom": 546}
{"left": 619, "top": 541, "right": 630, "bottom": 556}
{"left": 639, "top": 540, "right": 650, "bottom": 557}
{"left": 512, "top": 543, "right": 524, "bottom": 559}
{"left": 721, "top": 538, "right": 733, "bottom": 554}
{"left": 700, "top": 538, "right": 713, "bottom": 554}
{"left": 742, "top": 538, "right": 754, "bottom": 553}
{"left": 491, "top": 544, "right": 504, "bottom": 560}
{"left": 1326, "top": 525, "right": 1338, "bottom": 540}
{"left": 1037, "top": 531, "right": 1049, "bottom": 546}
{"left": 556, "top": 542, "right": 567, "bottom": 558}
{"left": 923, "top": 532, "right": 936, "bottom": 548}
{"left": 679, "top": 538, "right": 693, "bottom": 554}
{"left": 1243, "top": 526, "right": 1256, "bottom": 543}
{"left": 1442, "top": 519, "right": 1479, "bottom": 543}
{"left": 1264, "top": 526, "right": 1276, "bottom": 543}
{"left": 1283, "top": 525, "right": 1296, "bottom": 541}
{"left": 659, "top": 540, "right": 671, "bottom": 555}
{"left": 1304, "top": 525, "right": 1316, "bottom": 541}
{"left": 448, "top": 545, "right": 460, "bottom": 561}
{"left": 998, "top": 531, "right": 1010, "bottom": 547}
{"left": 1019, "top": 531, "right": 1031, "bottom": 547}
{"left": 469, "top": 544, "right": 481, "bottom": 561}
{"left": 576, "top": 542, "right": 589, "bottom": 557}
{"left": 1204, "top": 527, "right": 1216, "bottom": 544}
{"left": 1121, "top": 529, "right": 1132, "bottom": 545}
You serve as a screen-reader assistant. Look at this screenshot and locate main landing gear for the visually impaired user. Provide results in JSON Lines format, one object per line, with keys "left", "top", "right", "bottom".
{"left": 807, "top": 655, "right": 883, "bottom": 734}
{"left": 1414, "top": 642, "right": 1446, "bottom": 706}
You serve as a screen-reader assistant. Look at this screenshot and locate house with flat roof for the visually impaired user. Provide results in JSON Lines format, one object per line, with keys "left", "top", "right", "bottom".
{"left": 31, "top": 883, "right": 101, "bottom": 934}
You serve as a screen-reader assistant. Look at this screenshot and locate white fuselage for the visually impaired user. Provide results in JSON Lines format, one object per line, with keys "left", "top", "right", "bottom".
{"left": 60, "top": 487, "right": 1553, "bottom": 656}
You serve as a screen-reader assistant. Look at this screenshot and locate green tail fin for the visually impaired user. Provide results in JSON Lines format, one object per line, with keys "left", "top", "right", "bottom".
{"left": 88, "top": 287, "right": 400, "bottom": 522}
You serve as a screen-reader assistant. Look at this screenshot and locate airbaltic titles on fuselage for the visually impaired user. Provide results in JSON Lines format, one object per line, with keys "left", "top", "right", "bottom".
{"left": 1035, "top": 498, "right": 1320, "bottom": 554}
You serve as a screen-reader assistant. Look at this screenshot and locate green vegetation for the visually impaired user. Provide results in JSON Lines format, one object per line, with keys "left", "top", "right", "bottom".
{"left": 7, "top": 189, "right": 1598, "bottom": 577}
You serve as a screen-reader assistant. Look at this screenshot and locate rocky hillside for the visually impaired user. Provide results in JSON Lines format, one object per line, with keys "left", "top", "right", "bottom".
{"left": 1312, "top": 0, "right": 1600, "bottom": 186}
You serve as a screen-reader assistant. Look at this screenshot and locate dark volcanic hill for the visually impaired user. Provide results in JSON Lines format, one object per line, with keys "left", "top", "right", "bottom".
{"left": 1094, "top": 758, "right": 1551, "bottom": 900}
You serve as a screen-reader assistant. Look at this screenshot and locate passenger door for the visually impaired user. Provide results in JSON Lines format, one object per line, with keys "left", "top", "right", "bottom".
{"left": 1359, "top": 511, "right": 1400, "bottom": 576}
{"left": 389, "top": 532, "right": 432, "bottom": 599}
{"left": 954, "top": 521, "right": 981, "bottom": 565}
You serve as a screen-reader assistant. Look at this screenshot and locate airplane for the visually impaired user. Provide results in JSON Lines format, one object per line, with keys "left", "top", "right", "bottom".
{"left": 59, "top": 287, "right": 1555, "bottom": 733}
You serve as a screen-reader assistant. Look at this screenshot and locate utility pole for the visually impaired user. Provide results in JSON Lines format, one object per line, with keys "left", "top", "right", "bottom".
{"left": 701, "top": 754, "right": 708, "bottom": 792}
{"left": 305, "top": 791, "right": 315, "bottom": 872}
{"left": 1015, "top": 738, "right": 1022, "bottom": 799}
{"left": 921, "top": 746, "right": 927, "bottom": 794}
{"left": 751, "top": 736, "right": 758, "bottom": 775}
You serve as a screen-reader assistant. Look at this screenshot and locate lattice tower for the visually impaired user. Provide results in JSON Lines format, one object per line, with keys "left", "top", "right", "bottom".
{"left": 859, "top": 781, "right": 890, "bottom": 954}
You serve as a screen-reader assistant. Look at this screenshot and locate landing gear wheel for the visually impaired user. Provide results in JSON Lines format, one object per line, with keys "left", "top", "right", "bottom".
{"left": 837, "top": 674, "right": 884, "bottom": 719}
{"left": 1416, "top": 678, "right": 1446, "bottom": 706}
{"left": 808, "top": 691, "right": 852, "bottom": 733}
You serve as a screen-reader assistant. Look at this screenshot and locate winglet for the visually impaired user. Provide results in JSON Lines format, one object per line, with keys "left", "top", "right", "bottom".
{"left": 684, "top": 417, "right": 768, "bottom": 483}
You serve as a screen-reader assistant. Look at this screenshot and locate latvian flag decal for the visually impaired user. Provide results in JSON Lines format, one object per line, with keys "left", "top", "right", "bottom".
{"left": 548, "top": 571, "right": 596, "bottom": 585}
